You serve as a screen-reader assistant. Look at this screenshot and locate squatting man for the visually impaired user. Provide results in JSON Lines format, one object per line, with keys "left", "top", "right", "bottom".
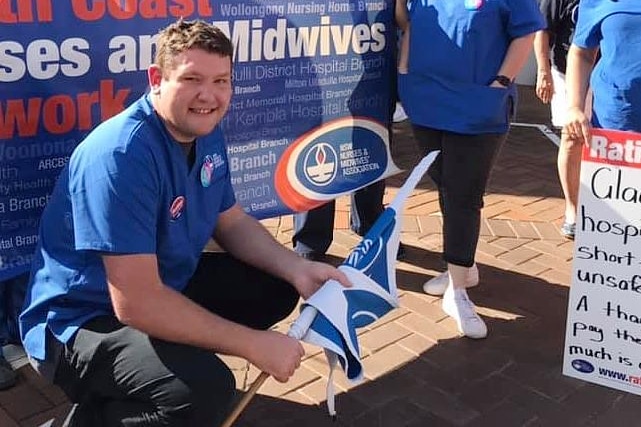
{"left": 20, "top": 19, "right": 351, "bottom": 426}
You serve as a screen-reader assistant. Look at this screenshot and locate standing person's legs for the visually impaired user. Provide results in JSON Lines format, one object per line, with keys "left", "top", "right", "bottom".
{"left": 351, "top": 78, "right": 406, "bottom": 258}
{"left": 557, "top": 131, "right": 582, "bottom": 238}
{"left": 56, "top": 253, "right": 299, "bottom": 426}
{"left": 411, "top": 126, "right": 460, "bottom": 288}
{"left": 550, "top": 68, "right": 568, "bottom": 129}
{"left": 412, "top": 125, "right": 506, "bottom": 338}
{"left": 437, "top": 131, "right": 506, "bottom": 267}
{"left": 553, "top": 68, "right": 592, "bottom": 238}
{"left": 293, "top": 202, "right": 335, "bottom": 259}
{"left": 551, "top": 67, "right": 579, "bottom": 237}
{"left": 350, "top": 178, "right": 407, "bottom": 260}
{"left": 350, "top": 180, "right": 385, "bottom": 236}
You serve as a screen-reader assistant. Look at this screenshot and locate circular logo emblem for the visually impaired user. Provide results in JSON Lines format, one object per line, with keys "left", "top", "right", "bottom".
{"left": 274, "top": 117, "right": 391, "bottom": 212}
{"left": 464, "top": 0, "right": 484, "bottom": 10}
{"left": 169, "top": 196, "right": 185, "bottom": 220}
{"left": 571, "top": 359, "right": 594, "bottom": 374}
{"left": 303, "top": 142, "right": 338, "bottom": 186}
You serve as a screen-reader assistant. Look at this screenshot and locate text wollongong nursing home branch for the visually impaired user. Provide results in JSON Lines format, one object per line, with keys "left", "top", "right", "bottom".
{"left": 1, "top": 4, "right": 388, "bottom": 139}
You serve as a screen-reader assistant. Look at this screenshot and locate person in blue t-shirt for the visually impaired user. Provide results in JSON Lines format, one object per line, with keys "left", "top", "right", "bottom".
{"left": 564, "top": 1, "right": 641, "bottom": 143}
{"left": 19, "top": 19, "right": 350, "bottom": 426}
{"left": 398, "top": 0, "right": 544, "bottom": 339}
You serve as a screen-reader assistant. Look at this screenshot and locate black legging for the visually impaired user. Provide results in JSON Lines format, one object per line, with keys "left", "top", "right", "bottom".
{"left": 54, "top": 253, "right": 299, "bottom": 426}
{"left": 412, "top": 125, "right": 507, "bottom": 267}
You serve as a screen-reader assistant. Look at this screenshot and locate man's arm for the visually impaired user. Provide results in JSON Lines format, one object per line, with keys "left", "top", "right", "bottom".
{"left": 214, "top": 204, "right": 350, "bottom": 299}
{"left": 533, "top": 30, "right": 554, "bottom": 103}
{"left": 103, "top": 254, "right": 303, "bottom": 382}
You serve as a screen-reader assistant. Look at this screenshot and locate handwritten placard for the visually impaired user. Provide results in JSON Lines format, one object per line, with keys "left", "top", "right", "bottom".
{"left": 563, "top": 128, "right": 641, "bottom": 394}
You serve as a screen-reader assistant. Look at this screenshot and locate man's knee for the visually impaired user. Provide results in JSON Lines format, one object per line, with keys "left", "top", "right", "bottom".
{"left": 160, "top": 362, "right": 236, "bottom": 425}
{"left": 74, "top": 328, "right": 238, "bottom": 426}
{"left": 99, "top": 367, "right": 236, "bottom": 426}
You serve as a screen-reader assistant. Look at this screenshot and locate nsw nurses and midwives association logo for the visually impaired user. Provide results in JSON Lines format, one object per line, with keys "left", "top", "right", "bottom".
{"left": 304, "top": 143, "right": 338, "bottom": 186}
{"left": 200, "top": 153, "right": 225, "bottom": 188}
{"left": 274, "top": 117, "right": 398, "bottom": 212}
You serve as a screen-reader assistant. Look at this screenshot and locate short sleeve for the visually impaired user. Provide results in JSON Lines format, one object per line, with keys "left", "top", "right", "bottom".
{"left": 571, "top": 0, "right": 602, "bottom": 49}
{"left": 68, "top": 138, "right": 159, "bottom": 254}
{"left": 538, "top": 0, "right": 554, "bottom": 29}
{"left": 506, "top": 0, "right": 546, "bottom": 39}
{"left": 219, "top": 154, "right": 236, "bottom": 212}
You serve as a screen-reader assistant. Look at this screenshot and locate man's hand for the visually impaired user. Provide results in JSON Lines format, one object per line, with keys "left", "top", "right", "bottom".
{"left": 536, "top": 70, "right": 554, "bottom": 104}
{"left": 290, "top": 259, "right": 352, "bottom": 300}
{"left": 247, "top": 330, "right": 305, "bottom": 383}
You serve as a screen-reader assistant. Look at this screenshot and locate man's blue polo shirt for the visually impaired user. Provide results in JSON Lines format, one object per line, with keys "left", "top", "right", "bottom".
{"left": 399, "top": 0, "right": 544, "bottom": 134}
{"left": 572, "top": 0, "right": 641, "bottom": 132}
{"left": 20, "top": 94, "right": 236, "bottom": 361}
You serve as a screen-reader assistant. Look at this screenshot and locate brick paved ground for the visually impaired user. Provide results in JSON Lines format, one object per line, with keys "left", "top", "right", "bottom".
{"left": 3, "top": 87, "right": 641, "bottom": 426}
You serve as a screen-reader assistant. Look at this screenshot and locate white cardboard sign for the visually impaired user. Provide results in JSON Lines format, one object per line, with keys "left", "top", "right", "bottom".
{"left": 563, "top": 128, "right": 641, "bottom": 394}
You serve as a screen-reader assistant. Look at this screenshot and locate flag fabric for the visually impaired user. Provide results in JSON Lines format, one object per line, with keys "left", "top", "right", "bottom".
{"left": 292, "top": 151, "right": 439, "bottom": 415}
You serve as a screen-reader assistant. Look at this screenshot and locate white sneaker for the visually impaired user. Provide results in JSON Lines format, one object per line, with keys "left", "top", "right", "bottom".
{"left": 393, "top": 102, "right": 408, "bottom": 122}
{"left": 442, "top": 288, "right": 487, "bottom": 339}
{"left": 423, "top": 264, "right": 479, "bottom": 296}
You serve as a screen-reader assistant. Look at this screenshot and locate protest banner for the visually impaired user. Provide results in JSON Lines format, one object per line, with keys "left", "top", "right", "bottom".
{"left": 563, "top": 128, "right": 641, "bottom": 394}
{"left": 0, "top": 0, "right": 399, "bottom": 281}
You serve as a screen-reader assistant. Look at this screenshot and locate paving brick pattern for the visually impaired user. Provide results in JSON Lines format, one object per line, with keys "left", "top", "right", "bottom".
{"left": 3, "top": 87, "right": 641, "bottom": 426}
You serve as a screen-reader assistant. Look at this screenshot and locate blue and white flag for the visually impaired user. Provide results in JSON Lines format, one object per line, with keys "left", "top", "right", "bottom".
{"left": 290, "top": 151, "right": 439, "bottom": 416}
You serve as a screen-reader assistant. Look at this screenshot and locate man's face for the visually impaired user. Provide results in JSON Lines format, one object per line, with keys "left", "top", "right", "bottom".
{"left": 148, "top": 49, "right": 232, "bottom": 142}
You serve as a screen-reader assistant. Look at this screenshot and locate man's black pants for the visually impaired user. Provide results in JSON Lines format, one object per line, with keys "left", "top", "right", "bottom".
{"left": 54, "top": 253, "right": 299, "bottom": 426}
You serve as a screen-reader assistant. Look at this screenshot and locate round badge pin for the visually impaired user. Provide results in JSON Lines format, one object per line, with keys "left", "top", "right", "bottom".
{"left": 170, "top": 196, "right": 185, "bottom": 220}
{"left": 201, "top": 155, "right": 214, "bottom": 187}
{"left": 464, "top": 0, "right": 484, "bottom": 10}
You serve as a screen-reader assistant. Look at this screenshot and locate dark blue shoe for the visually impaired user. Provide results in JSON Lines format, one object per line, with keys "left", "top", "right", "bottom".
{"left": 561, "top": 222, "right": 576, "bottom": 240}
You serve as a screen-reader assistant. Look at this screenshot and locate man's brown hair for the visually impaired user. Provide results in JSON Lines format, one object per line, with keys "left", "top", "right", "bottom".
{"left": 155, "top": 19, "right": 233, "bottom": 74}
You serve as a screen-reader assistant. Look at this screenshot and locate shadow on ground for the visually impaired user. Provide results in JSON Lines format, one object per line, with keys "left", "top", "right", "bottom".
{"left": 234, "top": 243, "right": 641, "bottom": 426}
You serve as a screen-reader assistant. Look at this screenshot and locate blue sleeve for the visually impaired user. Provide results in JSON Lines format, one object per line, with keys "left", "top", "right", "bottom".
{"left": 572, "top": 0, "right": 602, "bottom": 49}
{"left": 506, "top": 0, "right": 546, "bottom": 39}
{"left": 211, "top": 128, "right": 236, "bottom": 212}
{"left": 220, "top": 167, "right": 236, "bottom": 212}
{"left": 68, "top": 137, "right": 159, "bottom": 254}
